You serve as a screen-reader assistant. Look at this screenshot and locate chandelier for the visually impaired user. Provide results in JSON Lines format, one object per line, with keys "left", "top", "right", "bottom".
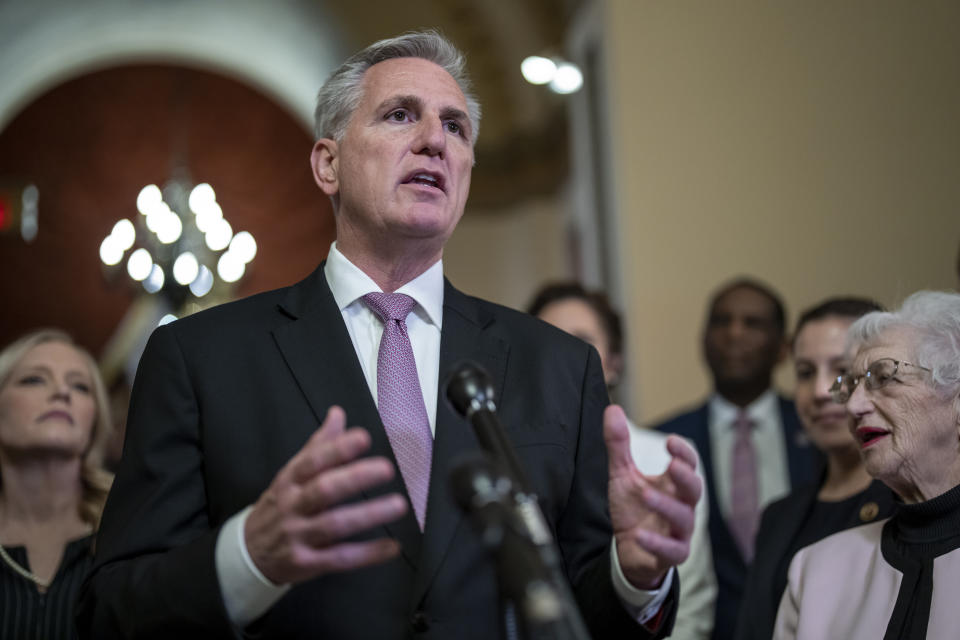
{"left": 98, "top": 171, "right": 256, "bottom": 312}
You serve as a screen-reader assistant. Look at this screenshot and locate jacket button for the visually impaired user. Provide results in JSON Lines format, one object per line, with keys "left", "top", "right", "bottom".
{"left": 410, "top": 611, "right": 430, "bottom": 632}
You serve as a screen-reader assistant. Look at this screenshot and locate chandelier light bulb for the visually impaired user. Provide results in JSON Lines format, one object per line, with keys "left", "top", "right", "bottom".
{"left": 521, "top": 56, "right": 557, "bottom": 85}
{"left": 156, "top": 212, "right": 183, "bottom": 244}
{"left": 229, "top": 231, "right": 257, "bottom": 264}
{"left": 111, "top": 219, "right": 136, "bottom": 250}
{"left": 205, "top": 218, "right": 233, "bottom": 251}
{"left": 195, "top": 201, "right": 223, "bottom": 233}
{"left": 100, "top": 236, "right": 124, "bottom": 266}
{"left": 217, "top": 251, "right": 245, "bottom": 283}
{"left": 173, "top": 251, "right": 200, "bottom": 285}
{"left": 549, "top": 62, "right": 583, "bottom": 94}
{"left": 189, "top": 264, "right": 215, "bottom": 297}
{"left": 127, "top": 248, "right": 153, "bottom": 281}
{"left": 143, "top": 264, "right": 165, "bottom": 293}
{"left": 136, "top": 184, "right": 163, "bottom": 215}
{"left": 188, "top": 183, "right": 216, "bottom": 214}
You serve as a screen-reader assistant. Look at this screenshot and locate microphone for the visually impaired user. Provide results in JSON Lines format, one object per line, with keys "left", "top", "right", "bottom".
{"left": 446, "top": 361, "right": 592, "bottom": 640}
{"left": 450, "top": 457, "right": 567, "bottom": 632}
{"left": 445, "top": 362, "right": 527, "bottom": 487}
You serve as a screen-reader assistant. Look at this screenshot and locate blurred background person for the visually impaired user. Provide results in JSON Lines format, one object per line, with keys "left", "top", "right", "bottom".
{"left": 0, "top": 329, "right": 113, "bottom": 640}
{"left": 654, "top": 278, "right": 820, "bottom": 640}
{"left": 734, "top": 297, "right": 897, "bottom": 640}
{"left": 529, "top": 281, "right": 717, "bottom": 640}
{"left": 774, "top": 290, "right": 960, "bottom": 639}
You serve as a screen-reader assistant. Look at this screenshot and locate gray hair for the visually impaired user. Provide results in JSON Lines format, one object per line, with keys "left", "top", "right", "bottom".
{"left": 847, "top": 290, "right": 960, "bottom": 396}
{"left": 314, "top": 30, "right": 481, "bottom": 144}
{"left": 0, "top": 329, "right": 114, "bottom": 529}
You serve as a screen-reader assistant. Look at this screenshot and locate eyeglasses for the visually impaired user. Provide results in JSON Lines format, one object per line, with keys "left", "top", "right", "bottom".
{"left": 829, "top": 357, "right": 931, "bottom": 403}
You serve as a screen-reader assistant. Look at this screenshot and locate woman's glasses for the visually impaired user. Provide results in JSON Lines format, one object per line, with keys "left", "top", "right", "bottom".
{"left": 829, "top": 357, "right": 931, "bottom": 403}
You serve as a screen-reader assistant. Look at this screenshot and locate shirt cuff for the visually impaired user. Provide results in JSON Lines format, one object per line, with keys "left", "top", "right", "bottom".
{"left": 215, "top": 505, "right": 291, "bottom": 627}
{"left": 609, "top": 537, "right": 674, "bottom": 625}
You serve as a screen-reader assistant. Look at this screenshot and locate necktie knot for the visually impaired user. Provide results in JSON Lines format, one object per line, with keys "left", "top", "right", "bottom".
{"left": 363, "top": 292, "right": 417, "bottom": 323}
{"left": 733, "top": 412, "right": 754, "bottom": 434}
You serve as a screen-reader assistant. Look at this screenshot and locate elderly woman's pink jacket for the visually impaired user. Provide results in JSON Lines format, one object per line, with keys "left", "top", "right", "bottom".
{"left": 774, "top": 515, "right": 960, "bottom": 639}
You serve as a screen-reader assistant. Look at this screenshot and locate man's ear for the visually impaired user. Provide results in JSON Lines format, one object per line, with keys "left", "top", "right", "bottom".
{"left": 310, "top": 138, "right": 339, "bottom": 196}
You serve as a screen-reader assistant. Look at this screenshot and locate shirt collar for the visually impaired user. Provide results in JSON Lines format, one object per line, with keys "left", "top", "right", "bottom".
{"left": 709, "top": 387, "right": 778, "bottom": 427}
{"left": 324, "top": 241, "right": 445, "bottom": 328}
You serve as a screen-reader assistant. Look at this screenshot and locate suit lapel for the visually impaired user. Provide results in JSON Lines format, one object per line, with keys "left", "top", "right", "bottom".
{"left": 271, "top": 265, "right": 422, "bottom": 567}
{"left": 413, "top": 281, "right": 508, "bottom": 603}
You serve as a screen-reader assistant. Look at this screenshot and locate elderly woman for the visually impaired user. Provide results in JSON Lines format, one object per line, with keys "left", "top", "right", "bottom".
{"left": 0, "top": 329, "right": 113, "bottom": 640}
{"left": 734, "top": 298, "right": 897, "bottom": 640}
{"left": 773, "top": 291, "right": 960, "bottom": 640}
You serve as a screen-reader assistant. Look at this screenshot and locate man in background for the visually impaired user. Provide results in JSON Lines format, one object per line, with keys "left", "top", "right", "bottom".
{"left": 530, "top": 281, "right": 718, "bottom": 640}
{"left": 654, "top": 278, "right": 819, "bottom": 640}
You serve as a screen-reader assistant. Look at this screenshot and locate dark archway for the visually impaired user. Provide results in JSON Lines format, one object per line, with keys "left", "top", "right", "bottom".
{"left": 0, "top": 64, "right": 335, "bottom": 357}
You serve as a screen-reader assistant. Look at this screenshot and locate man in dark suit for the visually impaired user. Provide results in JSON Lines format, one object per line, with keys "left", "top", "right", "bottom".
{"left": 78, "top": 32, "right": 700, "bottom": 639}
{"left": 654, "top": 278, "right": 819, "bottom": 640}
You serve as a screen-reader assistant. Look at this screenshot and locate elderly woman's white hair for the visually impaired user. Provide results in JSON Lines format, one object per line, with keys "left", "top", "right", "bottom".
{"left": 847, "top": 290, "right": 960, "bottom": 396}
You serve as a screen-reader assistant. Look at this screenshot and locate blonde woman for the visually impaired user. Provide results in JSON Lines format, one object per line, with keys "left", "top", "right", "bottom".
{"left": 0, "top": 329, "right": 113, "bottom": 639}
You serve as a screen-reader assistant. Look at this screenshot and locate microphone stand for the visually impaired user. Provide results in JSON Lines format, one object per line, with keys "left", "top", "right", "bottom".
{"left": 446, "top": 362, "right": 593, "bottom": 640}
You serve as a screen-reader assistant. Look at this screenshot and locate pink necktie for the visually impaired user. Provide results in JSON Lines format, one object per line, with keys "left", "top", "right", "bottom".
{"left": 363, "top": 292, "right": 433, "bottom": 530}
{"left": 730, "top": 411, "right": 759, "bottom": 561}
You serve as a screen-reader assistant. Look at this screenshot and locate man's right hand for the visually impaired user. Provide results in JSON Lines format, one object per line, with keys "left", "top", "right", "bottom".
{"left": 245, "top": 405, "right": 408, "bottom": 585}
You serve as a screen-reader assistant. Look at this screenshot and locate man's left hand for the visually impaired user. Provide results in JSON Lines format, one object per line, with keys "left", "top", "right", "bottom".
{"left": 604, "top": 404, "right": 702, "bottom": 590}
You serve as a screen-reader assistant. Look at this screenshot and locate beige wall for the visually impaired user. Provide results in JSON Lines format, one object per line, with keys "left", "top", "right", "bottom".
{"left": 602, "top": 2, "right": 960, "bottom": 424}
{"left": 445, "top": 196, "right": 570, "bottom": 311}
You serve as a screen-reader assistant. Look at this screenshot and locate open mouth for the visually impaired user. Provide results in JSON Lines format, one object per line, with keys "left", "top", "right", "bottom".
{"left": 402, "top": 170, "right": 445, "bottom": 193}
{"left": 855, "top": 427, "right": 889, "bottom": 448}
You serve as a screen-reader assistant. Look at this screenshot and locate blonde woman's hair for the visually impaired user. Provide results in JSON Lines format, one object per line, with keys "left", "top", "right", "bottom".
{"left": 0, "top": 329, "right": 114, "bottom": 530}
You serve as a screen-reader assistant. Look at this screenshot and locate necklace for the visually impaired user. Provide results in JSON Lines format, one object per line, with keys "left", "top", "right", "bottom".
{"left": 0, "top": 541, "right": 51, "bottom": 589}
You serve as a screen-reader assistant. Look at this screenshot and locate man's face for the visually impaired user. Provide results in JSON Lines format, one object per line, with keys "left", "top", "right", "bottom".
{"left": 703, "top": 285, "right": 785, "bottom": 388}
{"left": 313, "top": 57, "right": 474, "bottom": 255}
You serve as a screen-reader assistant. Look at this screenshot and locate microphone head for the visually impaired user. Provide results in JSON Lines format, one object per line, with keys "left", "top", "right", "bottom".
{"left": 445, "top": 361, "right": 496, "bottom": 417}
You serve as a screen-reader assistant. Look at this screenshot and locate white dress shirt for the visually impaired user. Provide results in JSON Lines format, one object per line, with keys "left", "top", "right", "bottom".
{"left": 707, "top": 389, "right": 792, "bottom": 521}
{"left": 215, "top": 243, "right": 669, "bottom": 627}
{"left": 628, "top": 422, "right": 716, "bottom": 640}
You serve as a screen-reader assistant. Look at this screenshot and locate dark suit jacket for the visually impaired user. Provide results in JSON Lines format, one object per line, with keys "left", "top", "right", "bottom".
{"left": 78, "top": 266, "right": 676, "bottom": 639}
{"left": 733, "top": 477, "right": 896, "bottom": 640}
{"left": 653, "top": 397, "right": 819, "bottom": 640}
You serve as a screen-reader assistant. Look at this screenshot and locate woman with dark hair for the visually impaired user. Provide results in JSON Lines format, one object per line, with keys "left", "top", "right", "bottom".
{"left": 734, "top": 298, "right": 897, "bottom": 640}
{"left": 0, "top": 329, "right": 113, "bottom": 639}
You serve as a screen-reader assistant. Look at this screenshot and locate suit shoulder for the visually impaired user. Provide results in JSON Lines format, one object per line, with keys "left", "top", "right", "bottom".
{"left": 159, "top": 285, "right": 291, "bottom": 342}
{"left": 455, "top": 292, "right": 593, "bottom": 353}
{"left": 650, "top": 402, "right": 709, "bottom": 435}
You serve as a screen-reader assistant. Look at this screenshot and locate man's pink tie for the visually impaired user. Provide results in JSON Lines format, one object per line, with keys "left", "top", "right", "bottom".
{"left": 730, "top": 411, "right": 759, "bottom": 561}
{"left": 363, "top": 292, "right": 433, "bottom": 530}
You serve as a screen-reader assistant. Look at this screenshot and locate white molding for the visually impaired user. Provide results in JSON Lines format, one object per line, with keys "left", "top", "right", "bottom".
{"left": 0, "top": 0, "right": 343, "bottom": 132}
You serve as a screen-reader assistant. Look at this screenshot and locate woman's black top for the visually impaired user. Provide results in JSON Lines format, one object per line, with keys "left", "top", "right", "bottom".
{"left": 734, "top": 478, "right": 896, "bottom": 640}
{"left": 0, "top": 535, "right": 93, "bottom": 640}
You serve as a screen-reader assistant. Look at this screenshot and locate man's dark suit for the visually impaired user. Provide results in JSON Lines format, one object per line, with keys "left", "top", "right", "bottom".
{"left": 653, "top": 398, "right": 818, "bottom": 640}
{"left": 78, "top": 265, "right": 676, "bottom": 639}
